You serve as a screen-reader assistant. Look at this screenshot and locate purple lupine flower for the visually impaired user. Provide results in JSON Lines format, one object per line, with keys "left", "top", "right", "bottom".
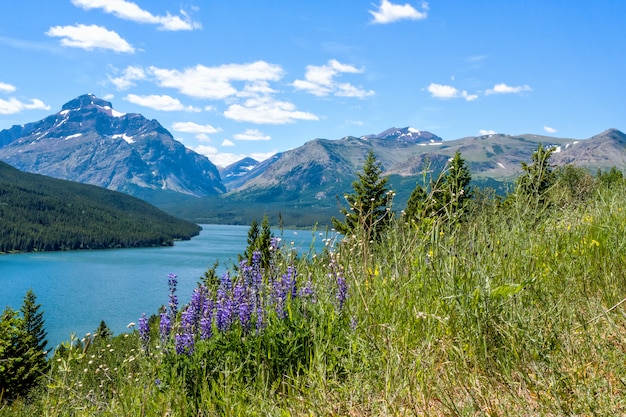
{"left": 336, "top": 274, "right": 348, "bottom": 312}
{"left": 233, "top": 282, "right": 253, "bottom": 330}
{"left": 200, "top": 314, "right": 213, "bottom": 340}
{"left": 185, "top": 285, "right": 206, "bottom": 330}
{"left": 350, "top": 316, "right": 357, "bottom": 331}
{"left": 255, "top": 304, "right": 265, "bottom": 333}
{"left": 299, "top": 277, "right": 315, "bottom": 302}
{"left": 272, "top": 276, "right": 288, "bottom": 320}
{"left": 167, "top": 273, "right": 178, "bottom": 318}
{"left": 285, "top": 266, "right": 298, "bottom": 299}
{"left": 159, "top": 310, "right": 171, "bottom": 342}
{"left": 181, "top": 306, "right": 196, "bottom": 332}
{"left": 219, "top": 272, "right": 232, "bottom": 291}
{"left": 251, "top": 251, "right": 262, "bottom": 268}
{"left": 175, "top": 332, "right": 194, "bottom": 356}
{"left": 269, "top": 237, "right": 280, "bottom": 252}
{"left": 215, "top": 284, "right": 233, "bottom": 332}
{"left": 138, "top": 313, "right": 150, "bottom": 351}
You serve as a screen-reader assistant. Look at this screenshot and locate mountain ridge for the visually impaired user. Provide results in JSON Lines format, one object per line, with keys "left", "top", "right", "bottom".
{"left": 0, "top": 94, "right": 224, "bottom": 198}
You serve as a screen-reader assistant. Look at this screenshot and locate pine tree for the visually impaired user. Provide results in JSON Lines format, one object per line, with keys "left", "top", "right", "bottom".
{"left": 95, "top": 320, "right": 112, "bottom": 340}
{"left": 516, "top": 144, "right": 555, "bottom": 206}
{"left": 20, "top": 289, "right": 47, "bottom": 354}
{"left": 332, "top": 150, "right": 392, "bottom": 239}
{"left": 0, "top": 305, "right": 46, "bottom": 402}
{"left": 404, "top": 151, "right": 472, "bottom": 223}
{"left": 404, "top": 182, "right": 427, "bottom": 221}
{"left": 240, "top": 215, "right": 273, "bottom": 268}
{"left": 437, "top": 151, "right": 473, "bottom": 219}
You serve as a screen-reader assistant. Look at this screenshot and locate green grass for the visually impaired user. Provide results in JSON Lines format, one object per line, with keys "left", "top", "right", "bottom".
{"left": 3, "top": 182, "right": 626, "bottom": 416}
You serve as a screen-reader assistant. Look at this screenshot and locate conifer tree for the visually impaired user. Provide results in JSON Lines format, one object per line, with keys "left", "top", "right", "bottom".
{"left": 404, "top": 151, "right": 472, "bottom": 223}
{"left": 516, "top": 144, "right": 555, "bottom": 206}
{"left": 240, "top": 215, "right": 273, "bottom": 268}
{"left": 404, "top": 182, "right": 427, "bottom": 221}
{"left": 0, "top": 305, "right": 46, "bottom": 402}
{"left": 20, "top": 289, "right": 47, "bottom": 355}
{"left": 95, "top": 320, "right": 112, "bottom": 340}
{"left": 332, "top": 150, "right": 392, "bottom": 239}
{"left": 437, "top": 151, "right": 473, "bottom": 219}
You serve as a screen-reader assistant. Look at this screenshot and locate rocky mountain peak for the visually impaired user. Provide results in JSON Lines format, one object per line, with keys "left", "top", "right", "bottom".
{"left": 362, "top": 127, "right": 443, "bottom": 143}
{"left": 61, "top": 93, "right": 114, "bottom": 112}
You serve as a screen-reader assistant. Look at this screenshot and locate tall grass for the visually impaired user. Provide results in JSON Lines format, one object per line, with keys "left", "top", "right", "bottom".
{"left": 3, "top": 183, "right": 626, "bottom": 416}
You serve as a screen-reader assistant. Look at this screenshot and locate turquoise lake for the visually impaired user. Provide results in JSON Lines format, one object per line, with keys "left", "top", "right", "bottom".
{"left": 0, "top": 224, "right": 329, "bottom": 351}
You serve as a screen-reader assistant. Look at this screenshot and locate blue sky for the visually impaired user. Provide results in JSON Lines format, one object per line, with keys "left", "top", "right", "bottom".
{"left": 0, "top": 1, "right": 624, "bottom": 166}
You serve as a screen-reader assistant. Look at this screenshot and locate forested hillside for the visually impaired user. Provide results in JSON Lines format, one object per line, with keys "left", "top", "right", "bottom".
{"left": 0, "top": 161, "right": 201, "bottom": 252}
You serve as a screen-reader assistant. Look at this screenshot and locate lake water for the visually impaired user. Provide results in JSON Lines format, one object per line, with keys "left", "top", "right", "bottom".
{"left": 0, "top": 224, "right": 329, "bottom": 351}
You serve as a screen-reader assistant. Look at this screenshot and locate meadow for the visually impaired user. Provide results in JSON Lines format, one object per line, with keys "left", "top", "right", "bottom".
{"left": 2, "top": 160, "right": 626, "bottom": 416}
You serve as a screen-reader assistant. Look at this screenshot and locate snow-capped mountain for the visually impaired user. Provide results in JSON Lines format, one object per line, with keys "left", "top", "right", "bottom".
{"left": 361, "top": 127, "right": 443, "bottom": 144}
{"left": 0, "top": 94, "right": 225, "bottom": 198}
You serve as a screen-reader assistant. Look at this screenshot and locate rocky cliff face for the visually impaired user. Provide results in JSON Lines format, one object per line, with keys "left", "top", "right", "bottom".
{"left": 0, "top": 94, "right": 225, "bottom": 197}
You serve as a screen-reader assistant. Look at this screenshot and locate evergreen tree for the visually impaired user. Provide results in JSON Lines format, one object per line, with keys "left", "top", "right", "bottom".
{"left": 404, "top": 151, "right": 472, "bottom": 223}
{"left": 404, "top": 182, "right": 427, "bottom": 221}
{"left": 95, "top": 320, "right": 112, "bottom": 340}
{"left": 516, "top": 144, "right": 555, "bottom": 206}
{"left": 240, "top": 215, "right": 273, "bottom": 268}
{"left": 20, "top": 289, "right": 47, "bottom": 354}
{"left": 436, "top": 151, "right": 473, "bottom": 219}
{"left": 332, "top": 150, "right": 392, "bottom": 239}
{"left": 0, "top": 307, "right": 44, "bottom": 402}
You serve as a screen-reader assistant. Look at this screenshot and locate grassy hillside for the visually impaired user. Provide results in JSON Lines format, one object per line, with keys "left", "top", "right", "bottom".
{"left": 0, "top": 161, "right": 201, "bottom": 252}
{"left": 2, "top": 166, "right": 626, "bottom": 415}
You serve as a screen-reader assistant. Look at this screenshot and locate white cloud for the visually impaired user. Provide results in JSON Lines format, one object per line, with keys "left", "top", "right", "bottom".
{"left": 0, "top": 82, "right": 16, "bottom": 94}
{"left": 149, "top": 61, "right": 284, "bottom": 100}
{"left": 224, "top": 97, "right": 318, "bottom": 124}
{"left": 124, "top": 94, "right": 200, "bottom": 111}
{"left": 233, "top": 128, "right": 271, "bottom": 141}
{"left": 109, "top": 66, "right": 145, "bottom": 90}
{"left": 369, "top": 0, "right": 428, "bottom": 24}
{"left": 46, "top": 24, "right": 134, "bottom": 53}
{"left": 427, "top": 83, "right": 478, "bottom": 101}
{"left": 485, "top": 83, "right": 532, "bottom": 95}
{"left": 221, "top": 139, "right": 235, "bottom": 147}
{"left": 0, "top": 98, "right": 50, "bottom": 114}
{"left": 292, "top": 59, "right": 374, "bottom": 98}
{"left": 171, "top": 121, "right": 220, "bottom": 134}
{"left": 543, "top": 126, "right": 557, "bottom": 134}
{"left": 479, "top": 129, "right": 497, "bottom": 135}
{"left": 70, "top": 0, "right": 201, "bottom": 31}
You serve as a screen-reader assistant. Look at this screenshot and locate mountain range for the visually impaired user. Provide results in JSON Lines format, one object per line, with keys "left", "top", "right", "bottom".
{"left": 1, "top": 94, "right": 624, "bottom": 226}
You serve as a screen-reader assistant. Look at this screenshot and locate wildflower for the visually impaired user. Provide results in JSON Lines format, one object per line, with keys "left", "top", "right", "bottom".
{"left": 159, "top": 310, "right": 171, "bottom": 342}
{"left": 200, "top": 314, "right": 213, "bottom": 340}
{"left": 299, "top": 277, "right": 315, "bottom": 301}
{"left": 138, "top": 313, "right": 150, "bottom": 351}
{"left": 167, "top": 273, "right": 178, "bottom": 318}
{"left": 233, "top": 282, "right": 252, "bottom": 330}
{"left": 215, "top": 283, "right": 233, "bottom": 332}
{"left": 336, "top": 274, "right": 348, "bottom": 312}
{"left": 175, "top": 332, "right": 194, "bottom": 356}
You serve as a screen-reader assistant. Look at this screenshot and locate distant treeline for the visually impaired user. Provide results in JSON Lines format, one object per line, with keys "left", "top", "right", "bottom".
{"left": 0, "top": 162, "right": 201, "bottom": 253}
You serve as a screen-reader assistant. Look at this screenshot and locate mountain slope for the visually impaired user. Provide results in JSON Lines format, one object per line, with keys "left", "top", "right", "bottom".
{"left": 0, "top": 94, "right": 225, "bottom": 198}
{"left": 551, "top": 128, "right": 626, "bottom": 169}
{"left": 0, "top": 161, "right": 201, "bottom": 253}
